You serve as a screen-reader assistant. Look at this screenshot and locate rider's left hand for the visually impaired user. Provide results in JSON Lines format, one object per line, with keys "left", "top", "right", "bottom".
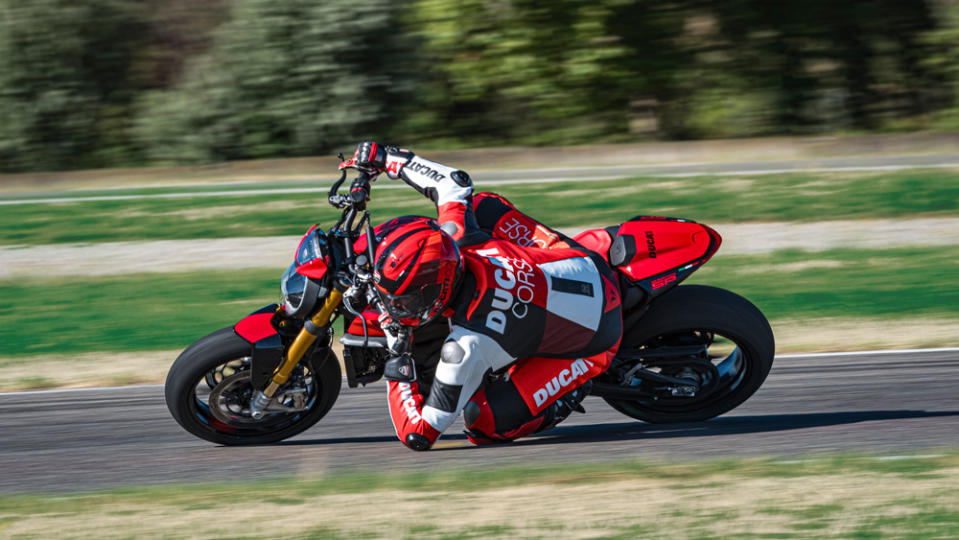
{"left": 340, "top": 141, "right": 387, "bottom": 173}
{"left": 340, "top": 142, "right": 414, "bottom": 180}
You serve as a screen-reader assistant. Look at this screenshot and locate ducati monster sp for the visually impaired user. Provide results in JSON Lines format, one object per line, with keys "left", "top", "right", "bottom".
{"left": 165, "top": 162, "right": 776, "bottom": 445}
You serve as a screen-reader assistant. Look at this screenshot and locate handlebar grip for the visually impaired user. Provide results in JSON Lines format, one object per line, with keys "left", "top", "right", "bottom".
{"left": 349, "top": 171, "right": 372, "bottom": 209}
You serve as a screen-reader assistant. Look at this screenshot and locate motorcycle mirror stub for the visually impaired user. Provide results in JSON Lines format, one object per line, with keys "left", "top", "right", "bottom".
{"left": 296, "top": 258, "right": 329, "bottom": 280}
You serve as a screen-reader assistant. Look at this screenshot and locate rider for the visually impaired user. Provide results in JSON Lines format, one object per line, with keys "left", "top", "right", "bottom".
{"left": 342, "top": 142, "right": 623, "bottom": 450}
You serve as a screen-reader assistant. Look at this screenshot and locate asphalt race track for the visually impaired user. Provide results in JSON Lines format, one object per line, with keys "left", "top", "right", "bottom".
{"left": 1, "top": 349, "right": 957, "bottom": 494}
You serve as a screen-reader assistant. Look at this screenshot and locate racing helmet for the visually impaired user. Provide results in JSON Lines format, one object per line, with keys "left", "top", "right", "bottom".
{"left": 372, "top": 220, "right": 463, "bottom": 325}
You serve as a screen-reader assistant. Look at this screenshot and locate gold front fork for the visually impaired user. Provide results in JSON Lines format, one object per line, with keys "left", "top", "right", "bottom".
{"left": 260, "top": 289, "right": 343, "bottom": 399}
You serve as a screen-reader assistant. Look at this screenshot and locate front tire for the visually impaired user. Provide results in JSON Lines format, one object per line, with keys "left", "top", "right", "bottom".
{"left": 165, "top": 328, "right": 341, "bottom": 445}
{"left": 603, "top": 285, "right": 775, "bottom": 423}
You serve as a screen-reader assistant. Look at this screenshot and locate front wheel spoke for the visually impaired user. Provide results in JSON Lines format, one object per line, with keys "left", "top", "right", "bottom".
{"left": 196, "top": 358, "right": 320, "bottom": 430}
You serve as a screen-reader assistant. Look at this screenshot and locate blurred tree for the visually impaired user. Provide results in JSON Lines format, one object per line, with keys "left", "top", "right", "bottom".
{"left": 713, "top": 0, "right": 938, "bottom": 131}
{"left": 603, "top": 1, "right": 700, "bottom": 138}
{"left": 402, "top": 0, "right": 630, "bottom": 146}
{"left": 922, "top": 0, "right": 959, "bottom": 128}
{"left": 2, "top": 0, "right": 958, "bottom": 172}
{"left": 405, "top": 0, "right": 786, "bottom": 143}
{"left": 136, "top": 0, "right": 411, "bottom": 164}
{"left": 0, "top": 0, "right": 151, "bottom": 171}
{"left": 139, "top": 1, "right": 227, "bottom": 91}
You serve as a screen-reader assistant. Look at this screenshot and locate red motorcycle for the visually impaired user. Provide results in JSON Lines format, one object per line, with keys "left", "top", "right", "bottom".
{"left": 165, "top": 164, "right": 775, "bottom": 445}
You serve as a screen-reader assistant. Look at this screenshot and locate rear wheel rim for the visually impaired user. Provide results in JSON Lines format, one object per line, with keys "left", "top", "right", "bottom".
{"left": 613, "top": 329, "right": 752, "bottom": 414}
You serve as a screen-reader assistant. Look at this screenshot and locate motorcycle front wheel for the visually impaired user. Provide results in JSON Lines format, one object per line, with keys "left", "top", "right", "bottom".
{"left": 165, "top": 328, "right": 341, "bottom": 445}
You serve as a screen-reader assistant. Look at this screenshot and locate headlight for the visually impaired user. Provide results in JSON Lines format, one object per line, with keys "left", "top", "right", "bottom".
{"left": 281, "top": 226, "right": 332, "bottom": 318}
{"left": 281, "top": 263, "right": 322, "bottom": 317}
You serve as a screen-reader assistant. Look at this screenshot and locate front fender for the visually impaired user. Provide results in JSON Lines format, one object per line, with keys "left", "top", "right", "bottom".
{"left": 233, "top": 304, "right": 280, "bottom": 344}
{"left": 233, "top": 304, "right": 284, "bottom": 389}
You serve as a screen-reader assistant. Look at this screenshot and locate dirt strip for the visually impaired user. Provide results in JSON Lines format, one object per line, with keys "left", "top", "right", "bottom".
{"left": 3, "top": 217, "right": 958, "bottom": 278}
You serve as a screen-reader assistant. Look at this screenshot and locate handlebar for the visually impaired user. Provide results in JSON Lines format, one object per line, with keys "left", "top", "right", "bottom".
{"left": 329, "top": 162, "right": 372, "bottom": 211}
{"left": 329, "top": 160, "right": 379, "bottom": 270}
{"left": 325, "top": 156, "right": 405, "bottom": 350}
{"left": 327, "top": 154, "right": 371, "bottom": 211}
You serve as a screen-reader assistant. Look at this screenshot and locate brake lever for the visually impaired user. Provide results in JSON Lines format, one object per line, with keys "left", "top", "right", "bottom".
{"left": 328, "top": 194, "right": 350, "bottom": 209}
{"left": 329, "top": 167, "right": 348, "bottom": 206}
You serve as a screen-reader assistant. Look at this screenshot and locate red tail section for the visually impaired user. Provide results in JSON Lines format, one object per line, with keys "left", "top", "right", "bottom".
{"left": 575, "top": 217, "right": 721, "bottom": 298}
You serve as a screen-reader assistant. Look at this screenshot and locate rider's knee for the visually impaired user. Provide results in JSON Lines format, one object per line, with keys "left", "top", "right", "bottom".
{"left": 440, "top": 340, "right": 466, "bottom": 364}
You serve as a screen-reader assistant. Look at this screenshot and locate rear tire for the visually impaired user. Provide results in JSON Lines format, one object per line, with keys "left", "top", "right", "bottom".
{"left": 603, "top": 285, "right": 774, "bottom": 423}
{"left": 165, "top": 328, "right": 341, "bottom": 445}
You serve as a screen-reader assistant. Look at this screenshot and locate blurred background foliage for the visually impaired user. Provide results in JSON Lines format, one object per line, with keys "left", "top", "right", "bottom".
{"left": 1, "top": 0, "right": 958, "bottom": 172}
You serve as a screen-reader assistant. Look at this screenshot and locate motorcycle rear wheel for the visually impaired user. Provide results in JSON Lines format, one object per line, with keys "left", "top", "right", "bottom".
{"left": 165, "top": 328, "right": 341, "bottom": 445}
{"left": 603, "top": 285, "right": 775, "bottom": 423}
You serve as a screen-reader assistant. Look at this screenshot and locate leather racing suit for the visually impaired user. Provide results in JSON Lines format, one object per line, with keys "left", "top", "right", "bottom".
{"left": 354, "top": 146, "right": 623, "bottom": 450}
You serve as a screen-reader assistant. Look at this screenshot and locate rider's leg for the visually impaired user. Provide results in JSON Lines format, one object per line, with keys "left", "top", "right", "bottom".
{"left": 463, "top": 344, "right": 617, "bottom": 445}
{"left": 386, "top": 329, "right": 515, "bottom": 451}
{"left": 386, "top": 379, "right": 442, "bottom": 450}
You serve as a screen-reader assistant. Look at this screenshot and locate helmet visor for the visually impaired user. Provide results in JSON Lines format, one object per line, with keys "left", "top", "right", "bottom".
{"left": 377, "top": 283, "right": 443, "bottom": 323}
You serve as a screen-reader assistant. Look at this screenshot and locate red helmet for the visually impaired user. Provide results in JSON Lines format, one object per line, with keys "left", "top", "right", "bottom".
{"left": 372, "top": 220, "right": 463, "bottom": 326}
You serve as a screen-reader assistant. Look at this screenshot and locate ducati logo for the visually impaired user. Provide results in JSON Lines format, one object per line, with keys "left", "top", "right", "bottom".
{"left": 533, "top": 358, "right": 594, "bottom": 407}
{"left": 398, "top": 382, "right": 422, "bottom": 424}
{"left": 405, "top": 162, "right": 446, "bottom": 182}
{"left": 645, "top": 231, "right": 657, "bottom": 259}
{"left": 475, "top": 246, "right": 535, "bottom": 334}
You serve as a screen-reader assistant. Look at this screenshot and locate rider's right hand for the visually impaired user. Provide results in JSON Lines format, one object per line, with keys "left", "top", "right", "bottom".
{"left": 384, "top": 353, "right": 417, "bottom": 382}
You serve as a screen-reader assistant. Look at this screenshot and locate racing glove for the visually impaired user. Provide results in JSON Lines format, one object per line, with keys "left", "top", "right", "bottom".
{"left": 384, "top": 353, "right": 416, "bottom": 383}
{"left": 344, "top": 141, "right": 413, "bottom": 179}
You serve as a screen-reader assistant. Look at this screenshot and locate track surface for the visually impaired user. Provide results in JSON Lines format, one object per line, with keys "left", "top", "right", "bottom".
{"left": 1, "top": 350, "right": 957, "bottom": 494}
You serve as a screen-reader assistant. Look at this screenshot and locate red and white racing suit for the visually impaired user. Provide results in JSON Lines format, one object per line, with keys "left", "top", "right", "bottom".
{"left": 379, "top": 151, "right": 623, "bottom": 450}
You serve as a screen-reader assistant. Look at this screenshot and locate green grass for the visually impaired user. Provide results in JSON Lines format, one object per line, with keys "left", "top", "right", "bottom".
{"left": 0, "top": 453, "right": 957, "bottom": 539}
{"left": 2, "top": 169, "right": 957, "bottom": 245}
{"left": 687, "top": 245, "right": 959, "bottom": 319}
{"left": 1, "top": 245, "right": 956, "bottom": 357}
{"left": 0, "top": 269, "right": 280, "bottom": 356}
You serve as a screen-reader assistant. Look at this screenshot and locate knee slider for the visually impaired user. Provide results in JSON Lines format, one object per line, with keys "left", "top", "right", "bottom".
{"left": 440, "top": 341, "right": 466, "bottom": 365}
{"left": 405, "top": 433, "right": 432, "bottom": 451}
{"left": 463, "top": 401, "right": 481, "bottom": 427}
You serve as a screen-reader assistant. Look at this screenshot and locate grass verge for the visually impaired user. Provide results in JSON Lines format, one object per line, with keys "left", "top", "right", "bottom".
{"left": 0, "top": 245, "right": 955, "bottom": 390}
{"left": 686, "top": 245, "right": 959, "bottom": 320}
{"left": 2, "top": 246, "right": 956, "bottom": 358}
{"left": 2, "top": 169, "right": 958, "bottom": 245}
{"left": 0, "top": 453, "right": 957, "bottom": 538}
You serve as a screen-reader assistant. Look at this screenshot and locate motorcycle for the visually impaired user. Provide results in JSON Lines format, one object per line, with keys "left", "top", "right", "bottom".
{"left": 165, "top": 160, "right": 776, "bottom": 445}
